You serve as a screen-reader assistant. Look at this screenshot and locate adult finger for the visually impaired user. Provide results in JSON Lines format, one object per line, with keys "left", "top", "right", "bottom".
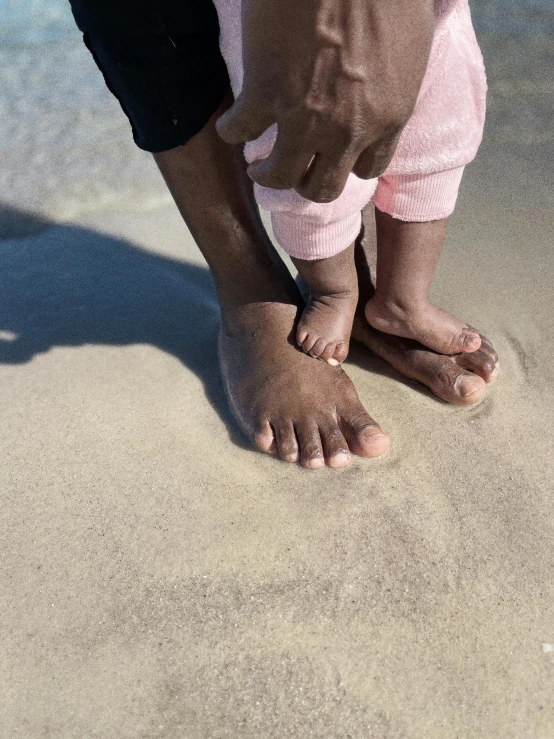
{"left": 216, "top": 93, "right": 275, "bottom": 145}
{"left": 247, "top": 123, "right": 316, "bottom": 190}
{"left": 352, "top": 138, "right": 398, "bottom": 180}
{"left": 295, "top": 150, "right": 357, "bottom": 203}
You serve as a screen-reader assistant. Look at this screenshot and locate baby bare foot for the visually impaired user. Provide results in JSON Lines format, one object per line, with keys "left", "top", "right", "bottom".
{"left": 292, "top": 243, "right": 358, "bottom": 365}
{"left": 296, "top": 288, "right": 358, "bottom": 365}
{"left": 364, "top": 297, "right": 482, "bottom": 355}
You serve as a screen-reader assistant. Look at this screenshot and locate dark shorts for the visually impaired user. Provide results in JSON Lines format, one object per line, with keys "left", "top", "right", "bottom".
{"left": 69, "top": 1, "right": 230, "bottom": 152}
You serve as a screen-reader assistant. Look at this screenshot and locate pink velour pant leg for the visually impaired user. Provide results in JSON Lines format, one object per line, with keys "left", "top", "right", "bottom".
{"left": 372, "top": 167, "right": 465, "bottom": 222}
{"left": 373, "top": 0, "right": 487, "bottom": 222}
{"left": 242, "top": 122, "right": 377, "bottom": 262}
{"left": 258, "top": 176, "right": 378, "bottom": 261}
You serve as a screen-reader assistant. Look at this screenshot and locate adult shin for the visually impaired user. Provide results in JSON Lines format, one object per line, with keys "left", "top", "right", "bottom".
{"left": 153, "top": 95, "right": 299, "bottom": 329}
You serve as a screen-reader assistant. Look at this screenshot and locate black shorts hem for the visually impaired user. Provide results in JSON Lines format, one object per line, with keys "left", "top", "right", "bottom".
{"left": 75, "top": 1, "right": 231, "bottom": 153}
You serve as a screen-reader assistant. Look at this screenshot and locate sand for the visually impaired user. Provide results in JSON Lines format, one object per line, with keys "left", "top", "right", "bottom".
{"left": 1, "top": 6, "right": 554, "bottom": 738}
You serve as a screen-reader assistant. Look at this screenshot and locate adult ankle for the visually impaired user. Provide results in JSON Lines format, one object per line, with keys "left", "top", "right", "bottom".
{"left": 220, "top": 297, "right": 299, "bottom": 336}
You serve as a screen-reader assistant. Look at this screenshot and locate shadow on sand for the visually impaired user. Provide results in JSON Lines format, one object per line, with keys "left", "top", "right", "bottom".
{"left": 0, "top": 203, "right": 452, "bottom": 456}
{"left": 0, "top": 204, "right": 250, "bottom": 448}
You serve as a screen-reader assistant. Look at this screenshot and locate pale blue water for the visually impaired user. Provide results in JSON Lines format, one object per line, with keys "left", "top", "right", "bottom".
{"left": 0, "top": 0, "right": 77, "bottom": 44}
{"left": 1, "top": 0, "right": 553, "bottom": 44}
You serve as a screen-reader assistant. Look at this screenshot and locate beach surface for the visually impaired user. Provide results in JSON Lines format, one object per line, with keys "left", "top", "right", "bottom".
{"left": 1, "top": 3, "right": 554, "bottom": 737}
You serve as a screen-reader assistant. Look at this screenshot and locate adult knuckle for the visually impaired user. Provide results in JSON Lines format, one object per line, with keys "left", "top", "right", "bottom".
{"left": 327, "top": 429, "right": 346, "bottom": 446}
{"left": 385, "top": 100, "right": 413, "bottom": 128}
{"left": 295, "top": 183, "right": 324, "bottom": 203}
{"left": 331, "top": 118, "right": 357, "bottom": 148}
{"left": 438, "top": 369, "right": 457, "bottom": 389}
{"left": 263, "top": 171, "right": 294, "bottom": 189}
{"left": 281, "top": 437, "right": 298, "bottom": 454}
{"left": 304, "top": 103, "right": 356, "bottom": 145}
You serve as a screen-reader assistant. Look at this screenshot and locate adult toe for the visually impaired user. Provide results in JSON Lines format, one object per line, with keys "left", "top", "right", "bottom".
{"left": 318, "top": 419, "right": 351, "bottom": 468}
{"left": 428, "top": 361, "right": 486, "bottom": 404}
{"left": 296, "top": 421, "right": 326, "bottom": 469}
{"left": 453, "top": 351, "right": 499, "bottom": 383}
{"left": 253, "top": 420, "right": 277, "bottom": 454}
{"left": 454, "top": 331, "right": 499, "bottom": 383}
{"left": 339, "top": 404, "right": 390, "bottom": 458}
{"left": 476, "top": 333, "right": 499, "bottom": 364}
{"left": 274, "top": 421, "right": 300, "bottom": 463}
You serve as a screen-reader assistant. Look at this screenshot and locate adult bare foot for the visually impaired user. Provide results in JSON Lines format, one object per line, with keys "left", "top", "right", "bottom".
{"left": 156, "top": 101, "right": 389, "bottom": 469}
{"left": 219, "top": 300, "right": 389, "bottom": 468}
{"left": 353, "top": 316, "right": 498, "bottom": 404}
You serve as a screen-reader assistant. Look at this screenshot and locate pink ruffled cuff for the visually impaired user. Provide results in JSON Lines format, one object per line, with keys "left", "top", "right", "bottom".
{"left": 372, "top": 166, "right": 465, "bottom": 222}
{"left": 271, "top": 210, "right": 362, "bottom": 261}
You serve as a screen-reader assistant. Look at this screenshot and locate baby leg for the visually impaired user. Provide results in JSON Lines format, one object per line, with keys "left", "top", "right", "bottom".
{"left": 361, "top": 0, "right": 487, "bottom": 354}
{"left": 267, "top": 179, "right": 377, "bottom": 365}
{"left": 364, "top": 209, "right": 481, "bottom": 354}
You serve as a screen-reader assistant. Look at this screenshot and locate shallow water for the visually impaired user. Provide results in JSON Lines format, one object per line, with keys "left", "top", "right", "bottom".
{"left": 0, "top": 0, "right": 553, "bottom": 224}
{"left": 1, "top": 0, "right": 552, "bottom": 42}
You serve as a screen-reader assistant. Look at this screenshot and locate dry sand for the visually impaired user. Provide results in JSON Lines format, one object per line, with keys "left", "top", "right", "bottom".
{"left": 1, "top": 12, "right": 554, "bottom": 739}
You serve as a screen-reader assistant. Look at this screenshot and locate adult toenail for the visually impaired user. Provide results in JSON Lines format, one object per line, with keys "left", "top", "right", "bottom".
{"left": 331, "top": 451, "right": 350, "bottom": 465}
{"left": 363, "top": 429, "right": 386, "bottom": 439}
{"left": 459, "top": 377, "right": 483, "bottom": 397}
{"left": 333, "top": 447, "right": 350, "bottom": 457}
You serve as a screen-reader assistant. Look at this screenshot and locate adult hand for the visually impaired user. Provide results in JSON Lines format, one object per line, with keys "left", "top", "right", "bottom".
{"left": 216, "top": 0, "right": 435, "bottom": 203}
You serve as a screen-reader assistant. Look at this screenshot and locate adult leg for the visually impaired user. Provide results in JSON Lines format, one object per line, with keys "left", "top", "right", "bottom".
{"left": 154, "top": 99, "right": 390, "bottom": 467}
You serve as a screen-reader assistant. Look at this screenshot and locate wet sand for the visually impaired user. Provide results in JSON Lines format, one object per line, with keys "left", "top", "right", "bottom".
{"left": 1, "top": 10, "right": 554, "bottom": 739}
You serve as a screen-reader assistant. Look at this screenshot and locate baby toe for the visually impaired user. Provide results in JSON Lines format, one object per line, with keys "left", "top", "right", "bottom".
{"left": 309, "top": 338, "right": 330, "bottom": 359}
{"left": 458, "top": 329, "right": 482, "bottom": 353}
{"left": 333, "top": 341, "right": 349, "bottom": 365}
{"left": 301, "top": 333, "right": 318, "bottom": 355}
